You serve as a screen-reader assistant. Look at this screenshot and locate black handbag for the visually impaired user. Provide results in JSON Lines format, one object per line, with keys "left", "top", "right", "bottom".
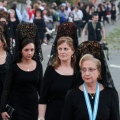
{"left": 5, "top": 104, "right": 15, "bottom": 120}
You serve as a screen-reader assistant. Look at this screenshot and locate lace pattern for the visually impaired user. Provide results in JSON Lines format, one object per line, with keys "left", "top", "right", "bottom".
{"left": 76, "top": 41, "right": 115, "bottom": 89}
{"left": 48, "top": 22, "right": 78, "bottom": 65}
{"left": 13, "top": 23, "right": 43, "bottom": 63}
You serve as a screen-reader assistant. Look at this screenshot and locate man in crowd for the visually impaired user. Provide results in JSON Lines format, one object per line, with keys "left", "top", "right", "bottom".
{"left": 82, "top": 13, "right": 106, "bottom": 43}
{"left": 72, "top": 6, "right": 83, "bottom": 37}
{"left": 0, "top": 0, "right": 7, "bottom": 11}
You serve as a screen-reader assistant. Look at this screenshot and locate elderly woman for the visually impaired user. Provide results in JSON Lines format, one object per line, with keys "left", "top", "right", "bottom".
{"left": 61, "top": 41, "right": 119, "bottom": 120}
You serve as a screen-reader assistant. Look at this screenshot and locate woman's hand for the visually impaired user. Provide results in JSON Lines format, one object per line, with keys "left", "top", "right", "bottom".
{"left": 38, "top": 117, "right": 45, "bottom": 120}
{"left": 1, "top": 112, "right": 10, "bottom": 120}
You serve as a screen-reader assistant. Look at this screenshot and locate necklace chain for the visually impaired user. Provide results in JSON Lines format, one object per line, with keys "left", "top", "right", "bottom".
{"left": 89, "top": 93, "right": 95, "bottom": 99}
{"left": 21, "top": 64, "right": 31, "bottom": 71}
{"left": 60, "top": 67, "right": 73, "bottom": 75}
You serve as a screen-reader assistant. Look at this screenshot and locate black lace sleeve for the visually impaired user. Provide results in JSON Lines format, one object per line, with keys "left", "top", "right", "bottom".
{"left": 37, "top": 62, "right": 43, "bottom": 97}
{"left": 0, "top": 64, "right": 14, "bottom": 113}
{"left": 33, "top": 30, "right": 43, "bottom": 62}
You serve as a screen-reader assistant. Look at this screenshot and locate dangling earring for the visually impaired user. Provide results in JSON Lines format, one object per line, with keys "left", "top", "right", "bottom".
{"left": 71, "top": 55, "right": 73, "bottom": 58}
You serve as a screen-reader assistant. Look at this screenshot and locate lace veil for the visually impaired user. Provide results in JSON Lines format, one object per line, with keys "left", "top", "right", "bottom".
{"left": 75, "top": 41, "right": 116, "bottom": 89}
{"left": 13, "top": 23, "right": 43, "bottom": 63}
{"left": 0, "top": 10, "right": 9, "bottom": 21}
{"left": 48, "top": 22, "right": 78, "bottom": 65}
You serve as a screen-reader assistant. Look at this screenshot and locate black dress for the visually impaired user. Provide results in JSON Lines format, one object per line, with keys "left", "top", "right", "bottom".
{"left": 33, "top": 18, "right": 46, "bottom": 43}
{"left": 8, "top": 20, "right": 19, "bottom": 40}
{"left": 0, "top": 53, "right": 12, "bottom": 120}
{"left": 39, "top": 65, "right": 79, "bottom": 120}
{"left": 111, "top": 10, "right": 116, "bottom": 20}
{"left": 0, "top": 53, "right": 12, "bottom": 99}
{"left": 62, "top": 87, "right": 119, "bottom": 120}
{"left": 0, "top": 62, "right": 43, "bottom": 120}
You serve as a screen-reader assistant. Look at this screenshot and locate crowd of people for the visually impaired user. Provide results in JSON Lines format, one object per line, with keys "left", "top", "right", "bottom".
{"left": 0, "top": 0, "right": 119, "bottom": 46}
{"left": 0, "top": 0, "right": 119, "bottom": 120}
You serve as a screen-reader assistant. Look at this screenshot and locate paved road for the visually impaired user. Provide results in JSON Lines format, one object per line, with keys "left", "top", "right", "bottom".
{"left": 41, "top": 16, "right": 120, "bottom": 107}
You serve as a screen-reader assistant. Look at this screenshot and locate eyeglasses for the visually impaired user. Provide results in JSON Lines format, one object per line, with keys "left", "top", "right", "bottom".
{"left": 80, "top": 67, "right": 97, "bottom": 73}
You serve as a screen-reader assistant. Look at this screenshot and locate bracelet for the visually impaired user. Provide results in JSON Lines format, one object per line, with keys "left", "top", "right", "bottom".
{"left": 38, "top": 117, "right": 45, "bottom": 120}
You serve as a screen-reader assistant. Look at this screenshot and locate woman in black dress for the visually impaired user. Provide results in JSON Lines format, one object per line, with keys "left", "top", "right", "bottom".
{"left": 61, "top": 41, "right": 119, "bottom": 120}
{"left": 0, "top": 24, "right": 43, "bottom": 120}
{"left": 111, "top": 5, "right": 116, "bottom": 24}
{"left": 96, "top": 5, "right": 103, "bottom": 22}
{"left": 7, "top": 9, "right": 19, "bottom": 54}
{"left": 39, "top": 36, "right": 79, "bottom": 120}
{"left": 33, "top": 9, "right": 46, "bottom": 44}
{"left": 0, "top": 29, "right": 12, "bottom": 120}
{"left": 8, "top": 9, "right": 19, "bottom": 47}
{"left": 101, "top": 5, "right": 107, "bottom": 26}
{"left": 38, "top": 22, "right": 79, "bottom": 120}
{"left": 48, "top": 22, "right": 78, "bottom": 65}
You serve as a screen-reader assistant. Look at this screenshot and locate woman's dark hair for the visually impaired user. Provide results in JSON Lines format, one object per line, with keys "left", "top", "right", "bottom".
{"left": 11, "top": 2, "right": 17, "bottom": 9}
{"left": 65, "top": 6, "right": 68, "bottom": 10}
{"left": 14, "top": 38, "right": 35, "bottom": 62}
{"left": 0, "top": 34, "right": 8, "bottom": 51}
{"left": 35, "top": 9, "right": 43, "bottom": 18}
{"left": 20, "top": 38, "right": 35, "bottom": 51}
{"left": 92, "top": 13, "right": 98, "bottom": 18}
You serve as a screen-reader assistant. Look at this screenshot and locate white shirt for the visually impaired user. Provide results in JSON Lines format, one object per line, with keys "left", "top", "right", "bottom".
{"left": 39, "top": 6, "right": 44, "bottom": 10}
{"left": 16, "top": 9, "right": 22, "bottom": 22}
{"left": 22, "top": 10, "right": 34, "bottom": 23}
{"left": 72, "top": 9, "right": 83, "bottom": 21}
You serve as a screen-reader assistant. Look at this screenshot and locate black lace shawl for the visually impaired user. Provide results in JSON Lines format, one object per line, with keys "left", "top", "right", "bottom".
{"left": 75, "top": 41, "right": 116, "bottom": 89}
{"left": 48, "top": 22, "right": 78, "bottom": 65}
{"left": 13, "top": 23, "right": 43, "bottom": 63}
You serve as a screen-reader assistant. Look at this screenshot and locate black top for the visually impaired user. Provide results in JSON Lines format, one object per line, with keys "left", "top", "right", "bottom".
{"left": 39, "top": 65, "right": 79, "bottom": 120}
{"left": 111, "top": 10, "right": 116, "bottom": 20}
{"left": 40, "top": 65, "right": 76, "bottom": 104}
{"left": 0, "top": 53, "right": 12, "bottom": 99}
{"left": 62, "top": 87, "right": 119, "bottom": 120}
{"left": 96, "top": 11, "right": 103, "bottom": 22}
{"left": 8, "top": 20, "right": 19, "bottom": 39}
{"left": 33, "top": 18, "right": 46, "bottom": 41}
{"left": 0, "top": 61, "right": 43, "bottom": 114}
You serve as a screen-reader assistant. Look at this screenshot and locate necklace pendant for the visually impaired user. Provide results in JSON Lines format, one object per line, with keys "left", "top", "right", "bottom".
{"left": 91, "top": 96, "right": 93, "bottom": 99}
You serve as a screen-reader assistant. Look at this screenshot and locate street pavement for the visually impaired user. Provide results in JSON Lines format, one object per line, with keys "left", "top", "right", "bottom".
{"left": 41, "top": 16, "right": 120, "bottom": 107}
